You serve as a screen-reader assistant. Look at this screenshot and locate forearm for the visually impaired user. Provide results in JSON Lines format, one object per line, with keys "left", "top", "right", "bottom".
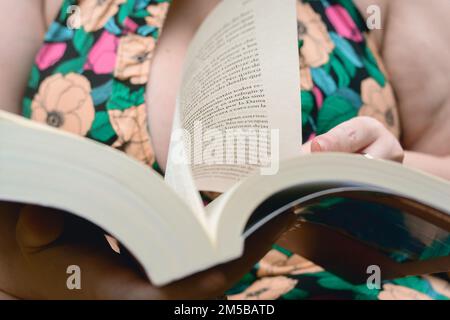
{"left": 0, "top": 0, "right": 46, "bottom": 114}
{"left": 404, "top": 151, "right": 450, "bottom": 181}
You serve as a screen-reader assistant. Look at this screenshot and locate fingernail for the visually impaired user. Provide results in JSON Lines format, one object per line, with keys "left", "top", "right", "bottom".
{"left": 313, "top": 138, "right": 327, "bottom": 152}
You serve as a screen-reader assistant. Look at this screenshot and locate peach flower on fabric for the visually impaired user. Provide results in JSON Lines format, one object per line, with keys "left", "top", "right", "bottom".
{"left": 228, "top": 276, "right": 298, "bottom": 300}
{"left": 359, "top": 78, "right": 401, "bottom": 138}
{"left": 423, "top": 276, "right": 450, "bottom": 298}
{"left": 109, "top": 104, "right": 155, "bottom": 165}
{"left": 257, "top": 249, "right": 323, "bottom": 277}
{"left": 114, "top": 34, "right": 156, "bottom": 85}
{"left": 300, "top": 65, "right": 314, "bottom": 91}
{"left": 297, "top": 2, "right": 335, "bottom": 68}
{"left": 378, "top": 284, "right": 432, "bottom": 300}
{"left": 146, "top": 2, "right": 170, "bottom": 29}
{"left": 78, "top": 0, "right": 126, "bottom": 32}
{"left": 31, "top": 73, "right": 95, "bottom": 136}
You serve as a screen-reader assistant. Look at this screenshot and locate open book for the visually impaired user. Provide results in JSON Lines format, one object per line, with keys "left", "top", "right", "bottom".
{"left": 1, "top": 0, "right": 449, "bottom": 286}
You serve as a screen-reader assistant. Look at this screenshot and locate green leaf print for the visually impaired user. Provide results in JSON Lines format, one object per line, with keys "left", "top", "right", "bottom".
{"left": 59, "top": 0, "right": 74, "bottom": 22}
{"left": 73, "top": 28, "right": 95, "bottom": 56}
{"left": 272, "top": 244, "right": 294, "bottom": 258}
{"left": 282, "top": 287, "right": 309, "bottom": 300}
{"left": 363, "top": 47, "right": 386, "bottom": 87}
{"left": 392, "top": 277, "right": 449, "bottom": 300}
{"left": 118, "top": 0, "right": 136, "bottom": 24}
{"left": 301, "top": 90, "right": 315, "bottom": 127}
{"left": 131, "top": 9, "right": 150, "bottom": 19}
{"left": 226, "top": 273, "right": 257, "bottom": 296}
{"left": 54, "top": 56, "right": 86, "bottom": 75}
{"left": 333, "top": 88, "right": 362, "bottom": 110}
{"left": 420, "top": 236, "right": 450, "bottom": 260}
{"left": 330, "top": 55, "right": 350, "bottom": 88}
{"left": 28, "top": 65, "right": 40, "bottom": 90}
{"left": 87, "top": 111, "right": 116, "bottom": 142}
{"left": 316, "top": 94, "right": 358, "bottom": 134}
{"left": 333, "top": 49, "right": 357, "bottom": 79}
{"left": 106, "top": 81, "right": 146, "bottom": 111}
{"left": 22, "top": 97, "right": 32, "bottom": 119}
{"left": 317, "top": 272, "right": 378, "bottom": 298}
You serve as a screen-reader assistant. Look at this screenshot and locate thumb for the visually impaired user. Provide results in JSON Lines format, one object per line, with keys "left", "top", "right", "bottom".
{"left": 16, "top": 205, "right": 64, "bottom": 252}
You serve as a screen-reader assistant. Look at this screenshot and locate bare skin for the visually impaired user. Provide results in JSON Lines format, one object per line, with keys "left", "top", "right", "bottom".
{"left": 0, "top": 0, "right": 449, "bottom": 299}
{"left": 354, "top": 0, "right": 450, "bottom": 177}
{"left": 148, "top": 0, "right": 450, "bottom": 176}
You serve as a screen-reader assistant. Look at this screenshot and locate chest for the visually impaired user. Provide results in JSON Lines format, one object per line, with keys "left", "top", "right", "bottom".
{"left": 381, "top": 1, "right": 450, "bottom": 154}
{"left": 42, "top": 0, "right": 450, "bottom": 160}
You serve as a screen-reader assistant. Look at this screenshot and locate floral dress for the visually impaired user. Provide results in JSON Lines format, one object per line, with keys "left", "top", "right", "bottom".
{"left": 22, "top": 0, "right": 450, "bottom": 300}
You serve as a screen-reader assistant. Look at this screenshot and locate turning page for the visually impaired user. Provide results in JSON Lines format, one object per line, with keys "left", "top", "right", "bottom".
{"left": 166, "top": 0, "right": 301, "bottom": 195}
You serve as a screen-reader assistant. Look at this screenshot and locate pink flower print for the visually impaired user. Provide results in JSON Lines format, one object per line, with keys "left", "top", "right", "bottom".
{"left": 85, "top": 31, "right": 118, "bottom": 74}
{"left": 326, "top": 5, "right": 363, "bottom": 43}
{"left": 307, "top": 133, "right": 317, "bottom": 142}
{"left": 312, "top": 86, "right": 324, "bottom": 109}
{"left": 35, "top": 43, "right": 67, "bottom": 70}
{"left": 124, "top": 17, "right": 139, "bottom": 33}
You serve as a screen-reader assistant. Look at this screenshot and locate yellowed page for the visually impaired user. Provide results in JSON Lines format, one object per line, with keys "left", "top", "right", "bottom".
{"left": 166, "top": 0, "right": 301, "bottom": 194}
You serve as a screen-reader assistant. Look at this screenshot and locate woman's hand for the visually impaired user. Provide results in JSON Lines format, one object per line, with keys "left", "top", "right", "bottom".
{"left": 309, "top": 116, "right": 404, "bottom": 163}
{"left": 0, "top": 203, "right": 295, "bottom": 300}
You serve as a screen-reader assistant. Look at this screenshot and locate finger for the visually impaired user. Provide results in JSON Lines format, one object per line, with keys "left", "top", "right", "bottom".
{"left": 361, "top": 134, "right": 404, "bottom": 162}
{"left": 16, "top": 205, "right": 64, "bottom": 252}
{"left": 11, "top": 207, "right": 296, "bottom": 300}
{"left": 12, "top": 206, "right": 223, "bottom": 299}
{"left": 17, "top": 205, "right": 115, "bottom": 251}
{"left": 311, "top": 117, "right": 381, "bottom": 153}
{"left": 301, "top": 140, "right": 312, "bottom": 154}
{"left": 12, "top": 206, "right": 153, "bottom": 299}
{"left": 0, "top": 290, "right": 17, "bottom": 300}
{"left": 13, "top": 208, "right": 225, "bottom": 300}
{"left": 13, "top": 224, "right": 162, "bottom": 299}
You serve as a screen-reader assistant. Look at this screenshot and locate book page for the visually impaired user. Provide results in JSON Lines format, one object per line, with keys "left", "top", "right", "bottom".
{"left": 164, "top": 106, "right": 208, "bottom": 225}
{"left": 166, "top": 0, "right": 301, "bottom": 194}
